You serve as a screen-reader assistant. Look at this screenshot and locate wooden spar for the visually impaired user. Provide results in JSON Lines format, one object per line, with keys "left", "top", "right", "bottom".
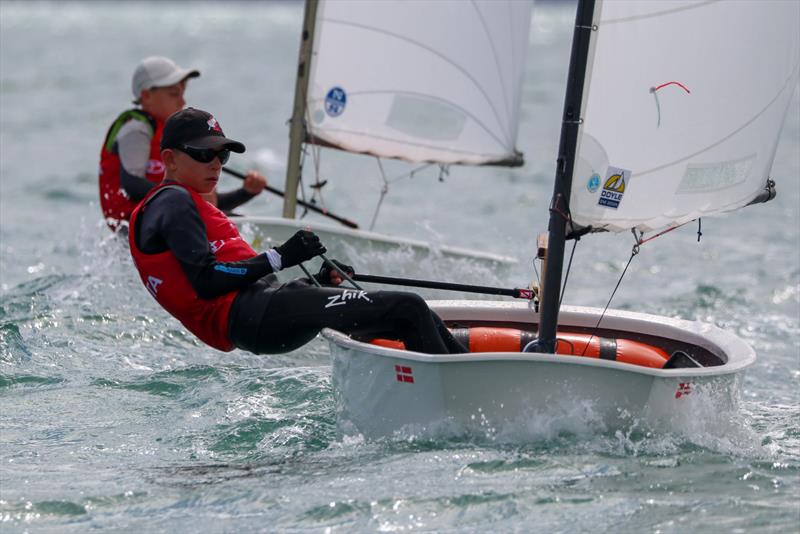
{"left": 222, "top": 167, "right": 359, "bottom": 228}
{"left": 283, "top": 0, "right": 319, "bottom": 219}
{"left": 536, "top": 0, "right": 596, "bottom": 353}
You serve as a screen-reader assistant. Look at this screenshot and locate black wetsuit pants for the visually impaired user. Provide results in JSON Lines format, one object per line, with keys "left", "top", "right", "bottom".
{"left": 228, "top": 279, "right": 466, "bottom": 355}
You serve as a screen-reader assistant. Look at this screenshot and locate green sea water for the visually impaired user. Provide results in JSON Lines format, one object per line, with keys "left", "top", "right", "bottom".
{"left": 1, "top": 1, "right": 799, "bottom": 532}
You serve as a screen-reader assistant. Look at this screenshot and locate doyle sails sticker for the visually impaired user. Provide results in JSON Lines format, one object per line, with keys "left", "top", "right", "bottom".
{"left": 598, "top": 166, "right": 630, "bottom": 209}
{"left": 325, "top": 87, "right": 347, "bottom": 117}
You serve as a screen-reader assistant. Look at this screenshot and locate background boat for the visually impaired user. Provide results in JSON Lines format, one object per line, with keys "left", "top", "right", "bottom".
{"left": 234, "top": 0, "right": 531, "bottom": 270}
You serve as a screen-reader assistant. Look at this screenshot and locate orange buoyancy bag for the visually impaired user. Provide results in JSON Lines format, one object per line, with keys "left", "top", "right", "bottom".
{"left": 553, "top": 332, "right": 669, "bottom": 369}
{"left": 450, "top": 327, "right": 535, "bottom": 353}
{"left": 370, "top": 327, "right": 669, "bottom": 369}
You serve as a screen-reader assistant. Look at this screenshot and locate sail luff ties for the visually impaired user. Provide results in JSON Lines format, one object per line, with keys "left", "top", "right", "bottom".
{"left": 298, "top": 143, "right": 310, "bottom": 219}
{"left": 283, "top": 0, "right": 318, "bottom": 219}
{"left": 547, "top": 191, "right": 581, "bottom": 309}
{"left": 549, "top": 192, "right": 577, "bottom": 239}
{"left": 302, "top": 95, "right": 329, "bottom": 214}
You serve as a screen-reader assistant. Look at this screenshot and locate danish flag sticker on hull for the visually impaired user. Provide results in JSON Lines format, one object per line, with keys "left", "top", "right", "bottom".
{"left": 395, "top": 365, "right": 414, "bottom": 383}
{"left": 675, "top": 382, "right": 692, "bottom": 399}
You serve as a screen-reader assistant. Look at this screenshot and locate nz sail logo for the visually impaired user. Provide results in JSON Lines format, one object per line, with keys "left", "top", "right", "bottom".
{"left": 325, "top": 87, "right": 347, "bottom": 117}
{"left": 598, "top": 166, "right": 630, "bottom": 209}
{"left": 587, "top": 173, "right": 600, "bottom": 193}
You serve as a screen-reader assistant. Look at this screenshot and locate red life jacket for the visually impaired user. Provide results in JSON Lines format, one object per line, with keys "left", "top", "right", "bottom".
{"left": 129, "top": 183, "right": 257, "bottom": 351}
{"left": 99, "top": 109, "right": 165, "bottom": 228}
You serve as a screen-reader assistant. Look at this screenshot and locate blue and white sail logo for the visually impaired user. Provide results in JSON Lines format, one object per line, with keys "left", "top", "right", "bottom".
{"left": 587, "top": 173, "right": 600, "bottom": 193}
{"left": 325, "top": 87, "right": 347, "bottom": 117}
{"left": 597, "top": 166, "right": 630, "bottom": 209}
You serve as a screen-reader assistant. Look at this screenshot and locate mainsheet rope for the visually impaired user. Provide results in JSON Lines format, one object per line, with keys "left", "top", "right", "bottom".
{"left": 580, "top": 240, "right": 639, "bottom": 355}
{"left": 577, "top": 220, "right": 701, "bottom": 356}
{"left": 368, "top": 161, "right": 448, "bottom": 231}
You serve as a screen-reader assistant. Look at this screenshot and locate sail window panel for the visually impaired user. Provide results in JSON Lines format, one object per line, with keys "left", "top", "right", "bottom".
{"left": 306, "top": 0, "right": 531, "bottom": 166}
{"left": 569, "top": 0, "right": 800, "bottom": 233}
{"left": 385, "top": 95, "right": 466, "bottom": 142}
{"left": 676, "top": 156, "right": 754, "bottom": 194}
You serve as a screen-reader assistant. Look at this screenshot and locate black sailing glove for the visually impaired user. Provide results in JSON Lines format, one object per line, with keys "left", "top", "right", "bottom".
{"left": 313, "top": 259, "right": 354, "bottom": 286}
{"left": 275, "top": 230, "right": 326, "bottom": 269}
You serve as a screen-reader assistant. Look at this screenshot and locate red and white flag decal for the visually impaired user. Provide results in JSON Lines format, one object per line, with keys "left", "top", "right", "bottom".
{"left": 395, "top": 365, "right": 414, "bottom": 383}
{"left": 675, "top": 382, "right": 692, "bottom": 399}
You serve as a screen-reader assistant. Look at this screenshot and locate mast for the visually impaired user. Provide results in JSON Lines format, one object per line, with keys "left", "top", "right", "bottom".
{"left": 283, "top": 0, "right": 319, "bottom": 219}
{"left": 536, "top": 0, "right": 596, "bottom": 353}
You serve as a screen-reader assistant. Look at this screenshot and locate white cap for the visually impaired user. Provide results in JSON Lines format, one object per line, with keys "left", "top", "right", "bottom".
{"left": 131, "top": 56, "right": 200, "bottom": 99}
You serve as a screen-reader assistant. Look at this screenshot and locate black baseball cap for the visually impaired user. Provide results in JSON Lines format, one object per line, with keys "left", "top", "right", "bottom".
{"left": 161, "top": 108, "right": 246, "bottom": 153}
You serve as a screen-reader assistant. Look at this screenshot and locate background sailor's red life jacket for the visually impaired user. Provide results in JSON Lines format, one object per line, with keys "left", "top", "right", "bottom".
{"left": 99, "top": 109, "right": 165, "bottom": 227}
{"left": 129, "top": 183, "right": 257, "bottom": 351}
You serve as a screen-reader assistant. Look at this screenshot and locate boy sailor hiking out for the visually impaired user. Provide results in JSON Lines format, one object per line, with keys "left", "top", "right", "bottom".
{"left": 129, "top": 108, "right": 466, "bottom": 355}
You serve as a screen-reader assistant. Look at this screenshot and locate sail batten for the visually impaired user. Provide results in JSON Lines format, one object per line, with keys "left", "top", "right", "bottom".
{"left": 306, "top": 0, "right": 532, "bottom": 166}
{"left": 569, "top": 0, "right": 800, "bottom": 233}
{"left": 599, "top": 0, "right": 719, "bottom": 25}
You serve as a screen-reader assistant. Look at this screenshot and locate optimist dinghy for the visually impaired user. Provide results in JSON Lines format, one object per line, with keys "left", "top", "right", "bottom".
{"left": 325, "top": 301, "right": 755, "bottom": 438}
{"left": 322, "top": 0, "right": 800, "bottom": 438}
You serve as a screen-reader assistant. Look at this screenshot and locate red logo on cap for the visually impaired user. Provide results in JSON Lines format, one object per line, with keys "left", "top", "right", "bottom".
{"left": 207, "top": 117, "right": 222, "bottom": 132}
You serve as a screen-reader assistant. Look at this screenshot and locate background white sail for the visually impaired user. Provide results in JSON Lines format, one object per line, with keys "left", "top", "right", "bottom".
{"left": 570, "top": 0, "right": 800, "bottom": 233}
{"left": 305, "top": 0, "right": 532, "bottom": 166}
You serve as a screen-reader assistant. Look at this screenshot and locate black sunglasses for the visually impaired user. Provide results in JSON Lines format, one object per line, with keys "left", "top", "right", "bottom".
{"left": 179, "top": 145, "right": 231, "bottom": 165}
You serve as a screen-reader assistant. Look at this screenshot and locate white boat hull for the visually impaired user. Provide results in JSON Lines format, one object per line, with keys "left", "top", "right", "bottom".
{"left": 323, "top": 301, "right": 755, "bottom": 439}
{"left": 233, "top": 215, "right": 517, "bottom": 270}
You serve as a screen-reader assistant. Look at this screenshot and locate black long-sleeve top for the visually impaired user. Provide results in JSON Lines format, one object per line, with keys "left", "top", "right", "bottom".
{"left": 134, "top": 185, "right": 272, "bottom": 299}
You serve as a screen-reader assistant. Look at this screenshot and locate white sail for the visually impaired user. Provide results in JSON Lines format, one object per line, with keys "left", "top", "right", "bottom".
{"left": 305, "top": 0, "right": 532, "bottom": 166}
{"left": 570, "top": 0, "right": 800, "bottom": 233}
